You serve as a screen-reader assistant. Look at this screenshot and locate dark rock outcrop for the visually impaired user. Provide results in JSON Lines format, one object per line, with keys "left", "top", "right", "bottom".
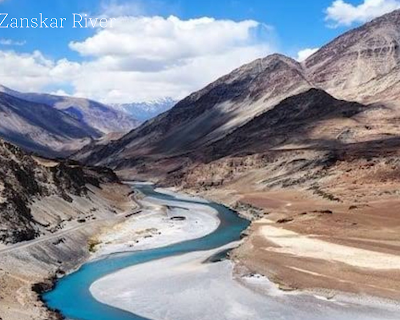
{"left": 0, "top": 139, "right": 119, "bottom": 244}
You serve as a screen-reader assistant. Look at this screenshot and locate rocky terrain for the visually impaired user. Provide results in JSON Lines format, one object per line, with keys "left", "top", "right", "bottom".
{"left": 0, "top": 138, "right": 117, "bottom": 244}
{"left": 0, "top": 138, "right": 137, "bottom": 320}
{"left": 76, "top": 53, "right": 312, "bottom": 166}
{"left": 2, "top": 7, "right": 400, "bottom": 320}
{"left": 75, "top": 9, "right": 400, "bottom": 301}
{"left": 184, "top": 146, "right": 400, "bottom": 301}
{"left": 80, "top": 10, "right": 400, "bottom": 173}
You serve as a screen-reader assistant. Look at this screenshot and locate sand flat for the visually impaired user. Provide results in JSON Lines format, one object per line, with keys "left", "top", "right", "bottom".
{"left": 92, "top": 195, "right": 220, "bottom": 257}
{"left": 90, "top": 247, "right": 399, "bottom": 320}
{"left": 260, "top": 225, "right": 400, "bottom": 270}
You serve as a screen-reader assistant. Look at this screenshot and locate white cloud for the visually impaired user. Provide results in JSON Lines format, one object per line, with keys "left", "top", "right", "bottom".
{"left": 296, "top": 48, "right": 319, "bottom": 62}
{"left": 0, "top": 16, "right": 274, "bottom": 103}
{"left": 72, "top": 44, "right": 270, "bottom": 103}
{"left": 325, "top": 0, "right": 400, "bottom": 27}
{"left": 0, "top": 50, "right": 80, "bottom": 92}
{"left": 68, "top": 16, "right": 273, "bottom": 103}
{"left": 69, "top": 16, "right": 268, "bottom": 70}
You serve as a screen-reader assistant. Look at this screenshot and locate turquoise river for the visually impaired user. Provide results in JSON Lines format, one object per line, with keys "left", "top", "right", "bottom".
{"left": 43, "top": 183, "right": 250, "bottom": 320}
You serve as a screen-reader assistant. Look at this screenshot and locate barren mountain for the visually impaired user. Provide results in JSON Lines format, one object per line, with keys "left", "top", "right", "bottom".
{"left": 199, "top": 89, "right": 366, "bottom": 161}
{"left": 0, "top": 138, "right": 136, "bottom": 320}
{"left": 79, "top": 54, "right": 312, "bottom": 166}
{"left": 0, "top": 138, "right": 121, "bottom": 244}
{"left": 70, "top": 10, "right": 400, "bottom": 301}
{"left": 0, "top": 92, "right": 100, "bottom": 157}
{"left": 0, "top": 85, "right": 140, "bottom": 135}
{"left": 81, "top": 9, "right": 400, "bottom": 178}
{"left": 305, "top": 9, "right": 400, "bottom": 104}
{"left": 155, "top": 10, "right": 400, "bottom": 302}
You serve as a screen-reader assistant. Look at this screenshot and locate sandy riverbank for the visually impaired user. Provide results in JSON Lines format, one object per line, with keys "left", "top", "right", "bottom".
{"left": 192, "top": 184, "right": 400, "bottom": 302}
{"left": 91, "top": 190, "right": 220, "bottom": 257}
{"left": 259, "top": 222, "right": 400, "bottom": 270}
{"left": 88, "top": 186, "right": 400, "bottom": 320}
{"left": 0, "top": 183, "right": 137, "bottom": 320}
{"left": 90, "top": 244, "right": 399, "bottom": 320}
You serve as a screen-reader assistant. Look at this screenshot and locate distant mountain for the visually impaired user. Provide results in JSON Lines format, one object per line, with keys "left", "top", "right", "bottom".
{"left": 110, "top": 98, "right": 176, "bottom": 122}
{"left": 0, "top": 91, "right": 99, "bottom": 157}
{"left": 0, "top": 86, "right": 140, "bottom": 135}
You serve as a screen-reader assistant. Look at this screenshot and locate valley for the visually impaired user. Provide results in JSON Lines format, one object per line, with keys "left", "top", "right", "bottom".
{"left": 2, "top": 5, "right": 400, "bottom": 320}
{"left": 75, "top": 7, "right": 400, "bottom": 308}
{"left": 43, "top": 184, "right": 400, "bottom": 320}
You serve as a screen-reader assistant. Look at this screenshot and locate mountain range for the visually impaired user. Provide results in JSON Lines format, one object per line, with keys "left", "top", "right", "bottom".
{"left": 79, "top": 9, "right": 400, "bottom": 182}
{"left": 0, "top": 86, "right": 143, "bottom": 157}
{"left": 0, "top": 85, "right": 140, "bottom": 135}
{"left": 3, "top": 8, "right": 400, "bottom": 318}
{"left": 0, "top": 91, "right": 99, "bottom": 157}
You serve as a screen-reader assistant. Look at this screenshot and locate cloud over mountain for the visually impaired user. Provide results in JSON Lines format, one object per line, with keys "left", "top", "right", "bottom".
{"left": 0, "top": 16, "right": 274, "bottom": 103}
{"left": 0, "top": 50, "right": 80, "bottom": 92}
{"left": 325, "top": 0, "right": 400, "bottom": 27}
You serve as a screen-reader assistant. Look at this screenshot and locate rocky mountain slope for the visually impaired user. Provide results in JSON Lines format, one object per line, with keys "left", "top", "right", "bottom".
{"left": 140, "top": 9, "right": 400, "bottom": 302}
{"left": 80, "top": 9, "right": 400, "bottom": 181}
{"left": 0, "top": 92, "right": 100, "bottom": 157}
{"left": 0, "top": 138, "right": 121, "bottom": 245}
{"left": 0, "top": 138, "right": 137, "bottom": 320}
{"left": 111, "top": 98, "right": 176, "bottom": 122}
{"left": 78, "top": 54, "right": 312, "bottom": 166}
{"left": 305, "top": 9, "right": 400, "bottom": 104}
{"left": 69, "top": 10, "right": 400, "bottom": 302}
{"left": 198, "top": 89, "right": 367, "bottom": 161}
{"left": 0, "top": 85, "right": 140, "bottom": 135}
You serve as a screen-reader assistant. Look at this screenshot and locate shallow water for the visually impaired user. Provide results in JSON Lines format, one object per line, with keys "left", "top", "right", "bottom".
{"left": 43, "top": 183, "right": 250, "bottom": 320}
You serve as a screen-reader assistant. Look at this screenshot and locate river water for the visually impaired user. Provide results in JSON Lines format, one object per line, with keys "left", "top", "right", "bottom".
{"left": 44, "top": 184, "right": 400, "bottom": 320}
{"left": 43, "top": 183, "right": 250, "bottom": 320}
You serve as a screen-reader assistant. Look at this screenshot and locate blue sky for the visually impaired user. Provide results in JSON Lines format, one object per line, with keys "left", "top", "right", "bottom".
{"left": 0, "top": 0, "right": 398, "bottom": 102}
{"left": 0, "top": 0, "right": 348, "bottom": 59}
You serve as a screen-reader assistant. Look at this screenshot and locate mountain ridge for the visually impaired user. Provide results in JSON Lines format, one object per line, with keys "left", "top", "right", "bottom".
{"left": 79, "top": 9, "right": 400, "bottom": 176}
{"left": 77, "top": 53, "right": 313, "bottom": 166}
